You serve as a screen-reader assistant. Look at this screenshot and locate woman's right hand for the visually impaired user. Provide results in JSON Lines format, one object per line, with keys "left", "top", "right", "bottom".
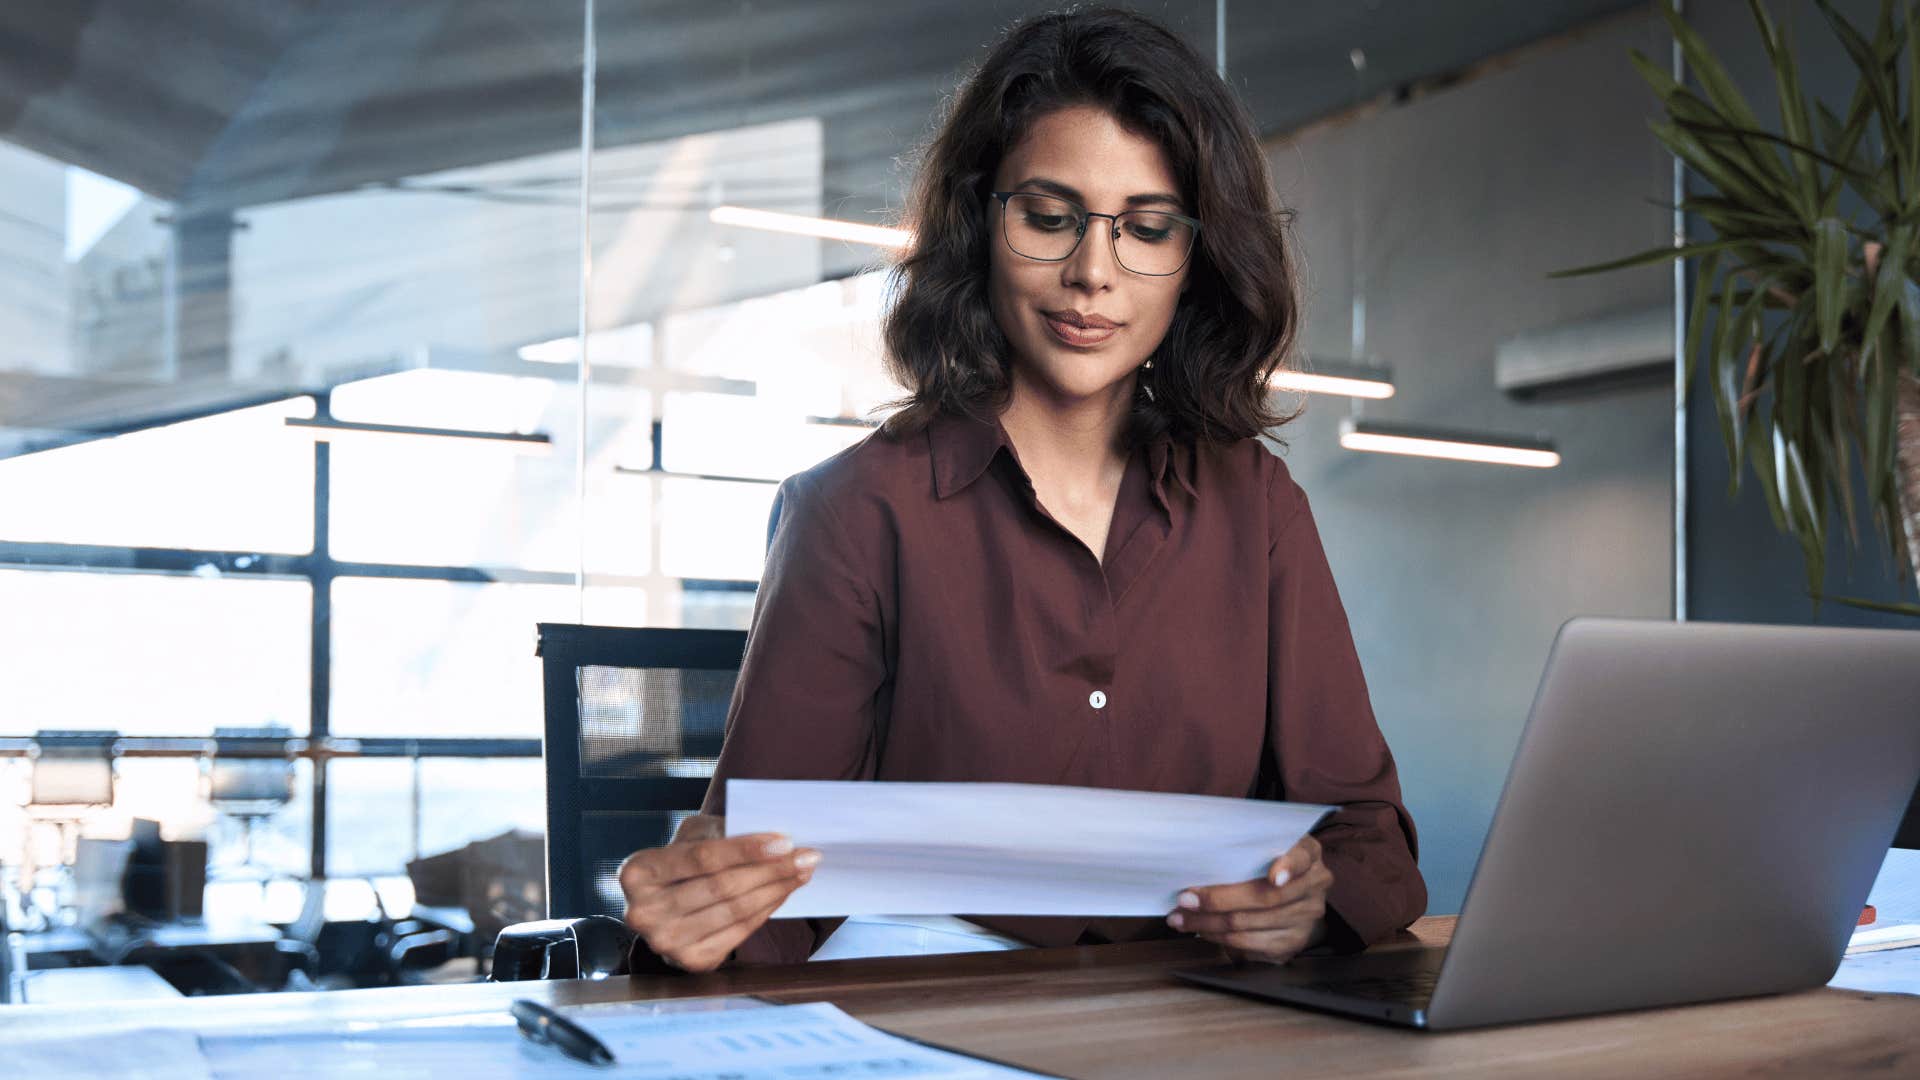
{"left": 616, "top": 813, "right": 821, "bottom": 972}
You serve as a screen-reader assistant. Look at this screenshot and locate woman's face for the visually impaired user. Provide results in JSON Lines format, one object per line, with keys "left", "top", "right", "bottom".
{"left": 987, "top": 105, "right": 1190, "bottom": 407}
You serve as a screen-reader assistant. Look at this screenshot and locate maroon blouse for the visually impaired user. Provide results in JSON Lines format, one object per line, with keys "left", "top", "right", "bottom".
{"left": 675, "top": 409, "right": 1425, "bottom": 967}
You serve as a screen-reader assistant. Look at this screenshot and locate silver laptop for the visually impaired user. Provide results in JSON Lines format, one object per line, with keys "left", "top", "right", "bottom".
{"left": 1177, "top": 617, "right": 1920, "bottom": 1030}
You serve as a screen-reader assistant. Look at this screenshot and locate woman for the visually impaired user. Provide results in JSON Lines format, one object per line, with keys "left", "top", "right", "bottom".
{"left": 617, "top": 6, "right": 1425, "bottom": 973}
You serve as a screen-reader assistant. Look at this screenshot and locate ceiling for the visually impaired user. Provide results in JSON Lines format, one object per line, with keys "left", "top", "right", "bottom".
{"left": 1, "top": 0, "right": 1646, "bottom": 220}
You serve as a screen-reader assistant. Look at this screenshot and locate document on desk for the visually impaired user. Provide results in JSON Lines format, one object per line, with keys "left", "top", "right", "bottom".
{"left": 197, "top": 998, "right": 1054, "bottom": 1079}
{"left": 4, "top": 1029, "right": 212, "bottom": 1080}
{"left": 726, "top": 779, "right": 1336, "bottom": 918}
{"left": 569, "top": 1000, "right": 1052, "bottom": 1079}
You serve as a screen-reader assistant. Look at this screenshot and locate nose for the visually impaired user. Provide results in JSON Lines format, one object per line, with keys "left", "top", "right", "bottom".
{"left": 1062, "top": 217, "right": 1119, "bottom": 292}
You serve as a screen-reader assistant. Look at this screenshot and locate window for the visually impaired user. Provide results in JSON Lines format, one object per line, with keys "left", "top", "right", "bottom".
{"left": 657, "top": 478, "right": 779, "bottom": 582}
{"left": 327, "top": 370, "right": 652, "bottom": 574}
{"left": 328, "top": 578, "right": 645, "bottom": 737}
{"left": 325, "top": 758, "right": 543, "bottom": 877}
{"left": 0, "top": 398, "right": 317, "bottom": 554}
{"left": 0, "top": 569, "right": 311, "bottom": 737}
{"left": 660, "top": 392, "right": 868, "bottom": 481}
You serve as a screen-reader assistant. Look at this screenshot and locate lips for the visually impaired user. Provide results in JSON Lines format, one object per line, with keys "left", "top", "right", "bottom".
{"left": 1043, "top": 309, "right": 1121, "bottom": 347}
{"left": 1044, "top": 309, "right": 1119, "bottom": 330}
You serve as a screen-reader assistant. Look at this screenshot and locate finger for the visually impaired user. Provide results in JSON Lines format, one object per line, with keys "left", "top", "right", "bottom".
{"left": 1269, "top": 834, "right": 1322, "bottom": 888}
{"left": 620, "top": 833, "right": 793, "bottom": 895}
{"left": 626, "top": 848, "right": 821, "bottom": 931}
{"left": 1263, "top": 855, "right": 1333, "bottom": 910}
{"left": 659, "top": 885, "right": 794, "bottom": 973}
{"left": 1171, "top": 893, "right": 1322, "bottom": 936}
{"left": 1177, "top": 860, "right": 1331, "bottom": 915}
{"left": 1176, "top": 879, "right": 1267, "bottom": 915}
{"left": 672, "top": 814, "right": 725, "bottom": 844}
{"left": 650, "top": 867, "right": 814, "bottom": 960}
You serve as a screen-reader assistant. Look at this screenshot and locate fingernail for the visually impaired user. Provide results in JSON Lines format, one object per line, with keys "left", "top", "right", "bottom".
{"left": 1167, "top": 913, "right": 1185, "bottom": 929}
{"left": 763, "top": 836, "right": 793, "bottom": 857}
{"left": 794, "top": 850, "right": 821, "bottom": 869}
{"left": 1271, "top": 868, "right": 1291, "bottom": 887}
{"left": 1177, "top": 891, "right": 1200, "bottom": 909}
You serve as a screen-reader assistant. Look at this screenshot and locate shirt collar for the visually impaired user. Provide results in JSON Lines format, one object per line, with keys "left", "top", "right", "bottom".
{"left": 927, "top": 409, "right": 1197, "bottom": 505}
{"left": 927, "top": 410, "right": 1011, "bottom": 500}
{"left": 1148, "top": 435, "right": 1199, "bottom": 505}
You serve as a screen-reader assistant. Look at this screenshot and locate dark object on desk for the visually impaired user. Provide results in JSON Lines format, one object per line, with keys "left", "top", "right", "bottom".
{"left": 124, "top": 818, "right": 207, "bottom": 921}
{"left": 512, "top": 998, "right": 617, "bottom": 1066}
{"left": 494, "top": 916, "right": 633, "bottom": 981}
{"left": 1179, "top": 618, "right": 1920, "bottom": 1030}
{"left": 491, "top": 624, "right": 743, "bottom": 981}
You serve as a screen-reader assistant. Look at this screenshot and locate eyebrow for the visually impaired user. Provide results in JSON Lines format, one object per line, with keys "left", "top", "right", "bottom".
{"left": 1012, "top": 176, "right": 1185, "bottom": 211}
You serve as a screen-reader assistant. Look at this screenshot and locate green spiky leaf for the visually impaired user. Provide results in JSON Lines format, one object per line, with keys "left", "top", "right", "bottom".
{"left": 1812, "top": 218, "right": 1848, "bottom": 352}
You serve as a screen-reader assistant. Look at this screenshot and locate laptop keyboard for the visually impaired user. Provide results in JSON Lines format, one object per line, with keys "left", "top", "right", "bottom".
{"left": 1300, "top": 968, "right": 1441, "bottom": 1005}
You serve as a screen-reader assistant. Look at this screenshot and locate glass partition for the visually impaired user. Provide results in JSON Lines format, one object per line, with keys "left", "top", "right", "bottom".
{"left": 0, "top": 1, "right": 1675, "bottom": 930}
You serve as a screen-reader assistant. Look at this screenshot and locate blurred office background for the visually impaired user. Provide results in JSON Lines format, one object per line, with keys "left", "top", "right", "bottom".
{"left": 0, "top": 0, "right": 1912, "bottom": 991}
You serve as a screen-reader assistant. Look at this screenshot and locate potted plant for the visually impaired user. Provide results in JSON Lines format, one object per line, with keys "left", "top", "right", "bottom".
{"left": 1559, "top": 0, "right": 1920, "bottom": 616}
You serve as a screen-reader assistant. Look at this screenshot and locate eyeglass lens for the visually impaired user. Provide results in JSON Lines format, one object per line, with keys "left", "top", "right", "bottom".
{"left": 1001, "top": 194, "right": 1194, "bottom": 276}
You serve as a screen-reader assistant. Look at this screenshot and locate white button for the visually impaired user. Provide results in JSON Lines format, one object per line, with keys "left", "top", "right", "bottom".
{"left": 1089, "top": 690, "right": 1108, "bottom": 710}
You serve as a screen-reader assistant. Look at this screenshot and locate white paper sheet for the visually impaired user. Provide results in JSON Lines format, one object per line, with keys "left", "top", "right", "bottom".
{"left": 575, "top": 1000, "right": 1051, "bottom": 1079}
{"left": 1846, "top": 922, "right": 1920, "bottom": 954}
{"left": 726, "top": 779, "right": 1335, "bottom": 918}
{"left": 2, "top": 1029, "right": 211, "bottom": 1080}
{"left": 198, "top": 998, "right": 1051, "bottom": 1079}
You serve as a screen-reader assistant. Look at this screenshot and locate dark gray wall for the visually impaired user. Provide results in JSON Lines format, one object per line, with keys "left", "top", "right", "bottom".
{"left": 1684, "top": 0, "right": 1919, "bottom": 626}
{"left": 1265, "top": 12, "right": 1677, "bottom": 914}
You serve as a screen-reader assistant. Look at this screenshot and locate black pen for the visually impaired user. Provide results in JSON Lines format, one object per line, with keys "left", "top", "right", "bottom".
{"left": 511, "top": 998, "right": 617, "bottom": 1067}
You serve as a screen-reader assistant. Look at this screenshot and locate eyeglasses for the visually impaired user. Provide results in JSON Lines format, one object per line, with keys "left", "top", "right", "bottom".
{"left": 989, "top": 191, "right": 1201, "bottom": 277}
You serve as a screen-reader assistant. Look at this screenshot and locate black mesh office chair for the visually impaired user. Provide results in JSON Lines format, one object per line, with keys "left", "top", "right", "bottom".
{"left": 492, "top": 623, "right": 745, "bottom": 981}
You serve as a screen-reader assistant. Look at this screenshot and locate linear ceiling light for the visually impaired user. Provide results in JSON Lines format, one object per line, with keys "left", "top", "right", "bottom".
{"left": 1270, "top": 359, "right": 1395, "bottom": 400}
{"left": 517, "top": 336, "right": 578, "bottom": 364}
{"left": 285, "top": 417, "right": 553, "bottom": 456}
{"left": 1338, "top": 417, "right": 1559, "bottom": 469}
{"left": 709, "top": 206, "right": 911, "bottom": 248}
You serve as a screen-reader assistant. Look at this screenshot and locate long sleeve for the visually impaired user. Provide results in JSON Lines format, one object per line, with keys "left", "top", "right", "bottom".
{"left": 1264, "top": 467, "right": 1427, "bottom": 951}
{"left": 631, "top": 470, "right": 890, "bottom": 971}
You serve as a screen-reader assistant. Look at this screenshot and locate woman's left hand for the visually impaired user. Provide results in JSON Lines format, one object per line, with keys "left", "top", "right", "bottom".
{"left": 1166, "top": 834, "right": 1333, "bottom": 963}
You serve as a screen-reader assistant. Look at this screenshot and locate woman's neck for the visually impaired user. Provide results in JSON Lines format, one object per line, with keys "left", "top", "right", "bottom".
{"left": 998, "top": 367, "right": 1135, "bottom": 500}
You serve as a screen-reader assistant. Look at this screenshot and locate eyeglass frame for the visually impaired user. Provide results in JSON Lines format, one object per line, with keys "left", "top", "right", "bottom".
{"left": 988, "top": 190, "right": 1203, "bottom": 277}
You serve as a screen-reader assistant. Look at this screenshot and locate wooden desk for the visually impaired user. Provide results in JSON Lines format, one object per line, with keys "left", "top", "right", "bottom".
{"left": 3, "top": 917, "right": 1916, "bottom": 1077}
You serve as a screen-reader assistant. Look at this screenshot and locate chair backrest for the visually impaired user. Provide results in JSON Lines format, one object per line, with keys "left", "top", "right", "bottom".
{"left": 28, "top": 730, "right": 117, "bottom": 810}
{"left": 535, "top": 623, "right": 746, "bottom": 920}
{"left": 208, "top": 725, "right": 296, "bottom": 814}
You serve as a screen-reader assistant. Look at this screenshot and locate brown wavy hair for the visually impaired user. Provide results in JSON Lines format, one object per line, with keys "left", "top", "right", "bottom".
{"left": 879, "top": 5, "right": 1303, "bottom": 448}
